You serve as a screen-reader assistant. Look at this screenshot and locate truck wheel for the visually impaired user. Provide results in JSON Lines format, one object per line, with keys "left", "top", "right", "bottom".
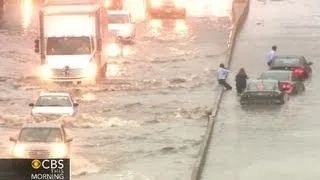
{"left": 101, "top": 64, "right": 107, "bottom": 79}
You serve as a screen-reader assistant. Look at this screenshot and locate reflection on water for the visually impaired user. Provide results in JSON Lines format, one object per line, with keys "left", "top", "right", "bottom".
{"left": 187, "top": 0, "right": 232, "bottom": 17}
{"left": 148, "top": 19, "right": 162, "bottom": 35}
{"left": 81, "top": 93, "right": 96, "bottom": 101}
{"left": 174, "top": 19, "right": 187, "bottom": 34}
{"left": 21, "top": 0, "right": 33, "bottom": 29}
{"left": 107, "top": 63, "right": 120, "bottom": 77}
{"left": 148, "top": 19, "right": 188, "bottom": 35}
{"left": 211, "top": 0, "right": 232, "bottom": 17}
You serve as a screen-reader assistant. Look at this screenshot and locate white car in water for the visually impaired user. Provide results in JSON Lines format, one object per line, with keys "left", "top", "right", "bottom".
{"left": 108, "top": 10, "right": 136, "bottom": 43}
{"left": 29, "top": 92, "right": 78, "bottom": 117}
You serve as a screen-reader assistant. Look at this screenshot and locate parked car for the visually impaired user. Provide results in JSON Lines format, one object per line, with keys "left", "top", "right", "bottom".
{"left": 240, "top": 79, "right": 289, "bottom": 105}
{"left": 258, "top": 70, "right": 305, "bottom": 94}
{"left": 269, "top": 55, "right": 313, "bottom": 79}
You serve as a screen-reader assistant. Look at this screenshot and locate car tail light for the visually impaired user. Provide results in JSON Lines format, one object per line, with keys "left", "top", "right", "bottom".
{"left": 293, "top": 68, "right": 304, "bottom": 75}
{"left": 282, "top": 83, "right": 292, "bottom": 91}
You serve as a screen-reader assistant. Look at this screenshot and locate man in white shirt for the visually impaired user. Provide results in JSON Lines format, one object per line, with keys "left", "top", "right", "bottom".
{"left": 216, "top": 63, "right": 232, "bottom": 90}
{"left": 267, "top": 45, "right": 277, "bottom": 66}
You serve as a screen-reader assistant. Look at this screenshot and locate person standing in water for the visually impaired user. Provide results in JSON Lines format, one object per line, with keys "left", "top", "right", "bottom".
{"left": 235, "top": 68, "right": 248, "bottom": 95}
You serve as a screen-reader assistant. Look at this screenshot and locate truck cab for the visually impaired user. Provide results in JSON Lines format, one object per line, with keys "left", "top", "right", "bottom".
{"left": 35, "top": 1, "right": 108, "bottom": 84}
{"left": 147, "top": 0, "right": 186, "bottom": 19}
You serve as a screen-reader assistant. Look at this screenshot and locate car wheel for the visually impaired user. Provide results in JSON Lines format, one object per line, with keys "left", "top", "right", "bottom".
{"left": 279, "top": 97, "right": 285, "bottom": 105}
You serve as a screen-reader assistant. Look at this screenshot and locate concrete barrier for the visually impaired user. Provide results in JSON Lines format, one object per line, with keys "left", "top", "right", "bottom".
{"left": 190, "top": 0, "right": 250, "bottom": 180}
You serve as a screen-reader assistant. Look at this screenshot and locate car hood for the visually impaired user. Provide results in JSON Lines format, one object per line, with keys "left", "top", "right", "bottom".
{"left": 16, "top": 142, "right": 64, "bottom": 150}
{"left": 32, "top": 107, "right": 74, "bottom": 115}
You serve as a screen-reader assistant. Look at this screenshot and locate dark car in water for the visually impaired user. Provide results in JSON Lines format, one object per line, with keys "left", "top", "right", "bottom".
{"left": 270, "top": 55, "right": 313, "bottom": 79}
{"left": 240, "top": 80, "right": 288, "bottom": 105}
{"left": 258, "top": 70, "right": 305, "bottom": 94}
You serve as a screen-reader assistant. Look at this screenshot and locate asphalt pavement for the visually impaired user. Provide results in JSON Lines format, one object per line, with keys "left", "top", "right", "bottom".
{"left": 201, "top": 0, "right": 320, "bottom": 179}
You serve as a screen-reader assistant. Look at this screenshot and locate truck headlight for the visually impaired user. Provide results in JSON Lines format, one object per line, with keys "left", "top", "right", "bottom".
{"left": 52, "top": 144, "right": 67, "bottom": 158}
{"left": 40, "top": 64, "right": 52, "bottom": 79}
{"left": 13, "top": 144, "right": 25, "bottom": 158}
{"left": 83, "top": 63, "right": 97, "bottom": 78}
{"left": 105, "top": 43, "right": 121, "bottom": 57}
{"left": 152, "top": 0, "right": 162, "bottom": 7}
{"left": 175, "top": 0, "right": 185, "bottom": 8}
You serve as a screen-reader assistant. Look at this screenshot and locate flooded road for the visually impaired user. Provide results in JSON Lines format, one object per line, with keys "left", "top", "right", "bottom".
{"left": 0, "top": 0, "right": 232, "bottom": 179}
{"left": 201, "top": 0, "right": 320, "bottom": 179}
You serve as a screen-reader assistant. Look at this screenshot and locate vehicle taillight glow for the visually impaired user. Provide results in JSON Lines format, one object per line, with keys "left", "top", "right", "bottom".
{"left": 294, "top": 68, "right": 304, "bottom": 75}
{"left": 282, "top": 83, "right": 292, "bottom": 91}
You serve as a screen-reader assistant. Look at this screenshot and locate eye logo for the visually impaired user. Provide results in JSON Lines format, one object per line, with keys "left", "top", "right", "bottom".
{"left": 31, "top": 160, "right": 41, "bottom": 169}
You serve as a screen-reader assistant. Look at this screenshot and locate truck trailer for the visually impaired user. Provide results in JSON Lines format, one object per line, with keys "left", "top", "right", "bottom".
{"left": 35, "top": 1, "right": 109, "bottom": 84}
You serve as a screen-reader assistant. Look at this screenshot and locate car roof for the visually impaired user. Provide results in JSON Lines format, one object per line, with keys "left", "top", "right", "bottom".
{"left": 39, "top": 92, "right": 71, "bottom": 96}
{"left": 262, "top": 70, "right": 291, "bottom": 74}
{"left": 108, "top": 10, "right": 130, "bottom": 15}
{"left": 21, "top": 123, "right": 62, "bottom": 129}
{"left": 249, "top": 79, "right": 279, "bottom": 83}
{"left": 275, "top": 55, "right": 304, "bottom": 59}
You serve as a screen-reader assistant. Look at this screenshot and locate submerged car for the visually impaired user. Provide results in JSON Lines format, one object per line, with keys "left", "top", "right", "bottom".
{"left": 9, "top": 123, "right": 72, "bottom": 159}
{"left": 270, "top": 55, "right": 313, "bottom": 79}
{"left": 29, "top": 92, "right": 78, "bottom": 117}
{"left": 258, "top": 70, "right": 305, "bottom": 94}
{"left": 240, "top": 79, "right": 288, "bottom": 105}
{"left": 147, "top": 0, "right": 186, "bottom": 18}
{"left": 108, "top": 10, "right": 136, "bottom": 43}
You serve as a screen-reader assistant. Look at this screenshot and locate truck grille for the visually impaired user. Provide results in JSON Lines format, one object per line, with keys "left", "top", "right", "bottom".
{"left": 27, "top": 150, "right": 51, "bottom": 158}
{"left": 52, "top": 68, "right": 83, "bottom": 78}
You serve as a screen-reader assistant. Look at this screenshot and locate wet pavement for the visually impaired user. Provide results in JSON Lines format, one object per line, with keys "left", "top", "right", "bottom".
{"left": 201, "top": 0, "right": 320, "bottom": 179}
{"left": 0, "top": 0, "right": 232, "bottom": 179}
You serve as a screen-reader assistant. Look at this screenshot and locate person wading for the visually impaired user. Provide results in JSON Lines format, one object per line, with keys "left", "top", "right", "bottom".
{"left": 217, "top": 63, "right": 232, "bottom": 90}
{"left": 235, "top": 68, "right": 248, "bottom": 95}
{"left": 267, "top": 45, "right": 277, "bottom": 66}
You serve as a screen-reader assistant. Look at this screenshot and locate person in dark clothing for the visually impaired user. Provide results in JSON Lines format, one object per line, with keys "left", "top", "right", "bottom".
{"left": 235, "top": 68, "right": 248, "bottom": 94}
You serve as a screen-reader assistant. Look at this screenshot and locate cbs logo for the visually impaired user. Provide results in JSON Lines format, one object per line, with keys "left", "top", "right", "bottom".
{"left": 31, "top": 159, "right": 64, "bottom": 169}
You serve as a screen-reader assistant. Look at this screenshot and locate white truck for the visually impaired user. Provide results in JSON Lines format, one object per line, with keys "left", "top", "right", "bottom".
{"left": 34, "top": 1, "right": 109, "bottom": 84}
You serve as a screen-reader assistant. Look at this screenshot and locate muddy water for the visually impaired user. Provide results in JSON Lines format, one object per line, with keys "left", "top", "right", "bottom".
{"left": 0, "top": 0, "right": 232, "bottom": 179}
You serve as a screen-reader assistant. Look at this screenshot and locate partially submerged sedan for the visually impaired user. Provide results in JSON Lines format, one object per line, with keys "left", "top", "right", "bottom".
{"left": 240, "top": 79, "right": 289, "bottom": 105}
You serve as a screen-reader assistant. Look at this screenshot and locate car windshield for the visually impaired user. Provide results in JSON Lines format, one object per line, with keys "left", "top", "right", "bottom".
{"left": 259, "top": 72, "right": 290, "bottom": 81}
{"left": 247, "top": 81, "right": 278, "bottom": 91}
{"left": 35, "top": 96, "right": 72, "bottom": 107}
{"left": 19, "top": 128, "right": 62, "bottom": 142}
{"left": 46, "top": 36, "right": 91, "bottom": 55}
{"left": 108, "top": 14, "right": 129, "bottom": 24}
{"left": 273, "top": 58, "right": 300, "bottom": 67}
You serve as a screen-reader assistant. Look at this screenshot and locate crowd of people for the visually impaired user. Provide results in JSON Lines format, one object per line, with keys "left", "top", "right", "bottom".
{"left": 216, "top": 45, "right": 277, "bottom": 95}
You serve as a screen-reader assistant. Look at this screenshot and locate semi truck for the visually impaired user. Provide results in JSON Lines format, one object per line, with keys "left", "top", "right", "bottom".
{"left": 147, "top": 0, "right": 186, "bottom": 19}
{"left": 34, "top": 0, "right": 109, "bottom": 84}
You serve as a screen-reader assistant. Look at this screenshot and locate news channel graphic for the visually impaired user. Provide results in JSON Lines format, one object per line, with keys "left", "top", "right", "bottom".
{"left": 0, "top": 159, "right": 70, "bottom": 180}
